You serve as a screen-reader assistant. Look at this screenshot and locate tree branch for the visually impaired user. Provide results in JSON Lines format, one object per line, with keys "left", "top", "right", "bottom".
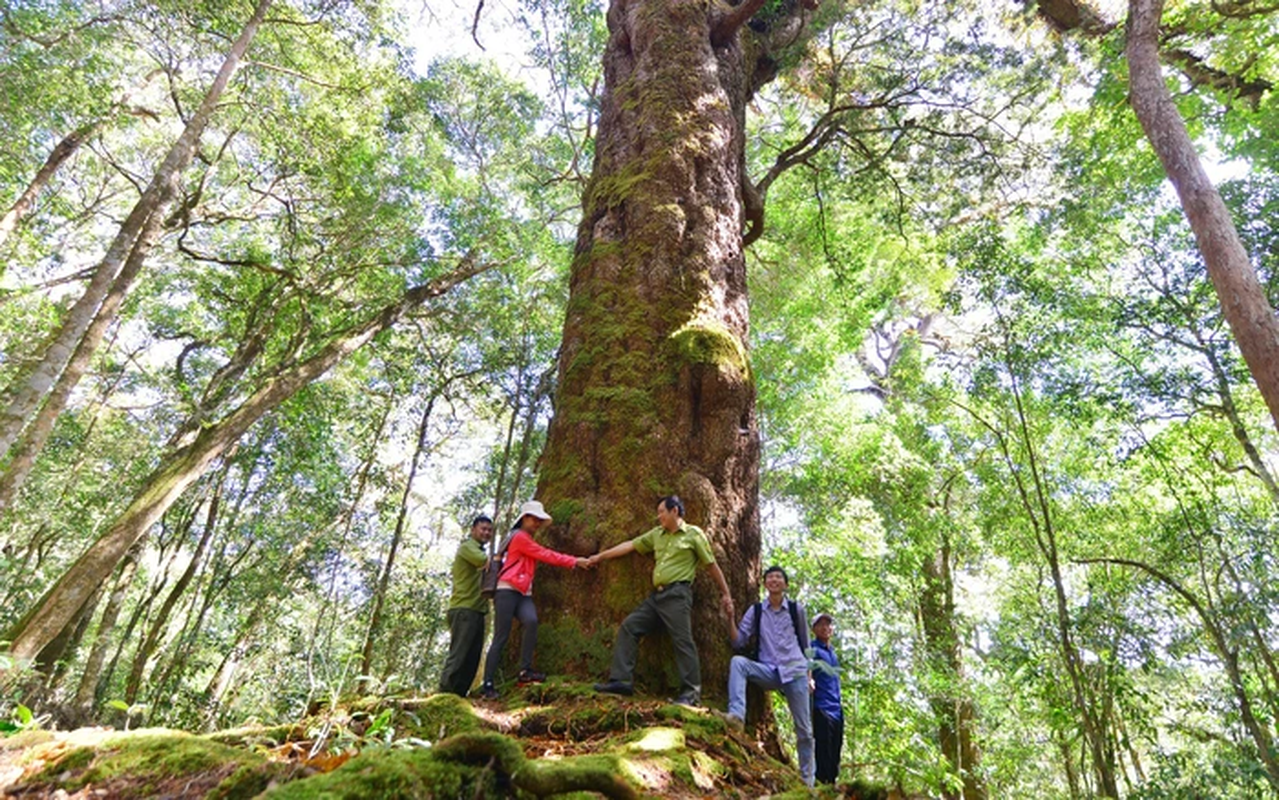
{"left": 711, "top": 0, "right": 771, "bottom": 48}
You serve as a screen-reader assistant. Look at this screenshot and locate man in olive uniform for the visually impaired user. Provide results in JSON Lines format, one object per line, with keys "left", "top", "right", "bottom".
{"left": 590, "top": 496, "right": 734, "bottom": 706}
{"left": 437, "top": 515, "right": 494, "bottom": 696}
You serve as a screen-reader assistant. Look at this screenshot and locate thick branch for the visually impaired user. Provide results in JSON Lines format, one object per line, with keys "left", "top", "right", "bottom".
{"left": 1163, "top": 48, "right": 1270, "bottom": 106}
{"left": 710, "top": 0, "right": 770, "bottom": 48}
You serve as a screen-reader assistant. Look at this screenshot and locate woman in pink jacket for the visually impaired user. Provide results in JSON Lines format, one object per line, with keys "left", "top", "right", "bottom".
{"left": 477, "top": 500, "right": 588, "bottom": 699}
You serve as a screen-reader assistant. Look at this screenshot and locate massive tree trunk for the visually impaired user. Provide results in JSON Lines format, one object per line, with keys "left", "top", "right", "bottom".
{"left": 2, "top": 260, "right": 489, "bottom": 664}
{"left": 534, "top": 0, "right": 783, "bottom": 693}
{"left": 1126, "top": 0, "right": 1279, "bottom": 435}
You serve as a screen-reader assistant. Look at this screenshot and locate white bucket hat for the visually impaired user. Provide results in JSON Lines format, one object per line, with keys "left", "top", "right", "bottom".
{"left": 518, "top": 500, "right": 552, "bottom": 521}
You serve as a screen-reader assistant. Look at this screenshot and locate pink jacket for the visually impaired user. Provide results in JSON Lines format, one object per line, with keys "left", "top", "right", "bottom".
{"left": 497, "top": 530, "right": 577, "bottom": 594}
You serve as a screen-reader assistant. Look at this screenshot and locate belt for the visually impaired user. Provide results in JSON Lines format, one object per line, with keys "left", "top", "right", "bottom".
{"left": 654, "top": 580, "right": 691, "bottom": 593}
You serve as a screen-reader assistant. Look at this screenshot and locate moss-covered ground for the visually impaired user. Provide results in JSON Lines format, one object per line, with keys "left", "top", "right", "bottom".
{"left": 0, "top": 682, "right": 900, "bottom": 798}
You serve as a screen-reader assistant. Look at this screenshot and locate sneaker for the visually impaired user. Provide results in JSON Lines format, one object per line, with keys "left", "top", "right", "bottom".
{"left": 516, "top": 668, "right": 546, "bottom": 685}
{"left": 475, "top": 683, "right": 499, "bottom": 700}
{"left": 715, "top": 710, "right": 745, "bottom": 732}
{"left": 671, "top": 692, "right": 700, "bottom": 707}
{"left": 594, "top": 680, "right": 634, "bottom": 696}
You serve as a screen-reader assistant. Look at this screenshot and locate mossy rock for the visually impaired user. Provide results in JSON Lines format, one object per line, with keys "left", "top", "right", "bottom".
{"left": 257, "top": 745, "right": 493, "bottom": 799}
{"left": 391, "top": 693, "right": 486, "bottom": 741}
{"left": 7, "top": 729, "right": 284, "bottom": 800}
{"left": 204, "top": 723, "right": 303, "bottom": 748}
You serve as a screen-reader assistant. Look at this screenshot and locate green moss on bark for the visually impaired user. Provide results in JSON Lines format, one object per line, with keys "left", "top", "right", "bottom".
{"left": 668, "top": 320, "right": 750, "bottom": 379}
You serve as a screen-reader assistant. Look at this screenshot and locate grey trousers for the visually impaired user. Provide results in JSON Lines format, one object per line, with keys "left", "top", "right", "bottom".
{"left": 483, "top": 589, "right": 538, "bottom": 684}
{"left": 438, "top": 608, "right": 486, "bottom": 696}
{"left": 609, "top": 582, "right": 699, "bottom": 700}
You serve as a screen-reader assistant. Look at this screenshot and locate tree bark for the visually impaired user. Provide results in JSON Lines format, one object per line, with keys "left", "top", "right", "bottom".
{"left": 1127, "top": 0, "right": 1279, "bottom": 435}
{"left": 534, "top": 0, "right": 773, "bottom": 691}
{"left": 2, "top": 259, "right": 489, "bottom": 664}
{"left": 0, "top": 0, "right": 273, "bottom": 461}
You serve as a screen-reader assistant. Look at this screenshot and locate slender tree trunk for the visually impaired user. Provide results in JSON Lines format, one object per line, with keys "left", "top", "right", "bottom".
{"left": 1127, "top": 0, "right": 1279, "bottom": 434}
{"left": 978, "top": 349, "right": 1119, "bottom": 797}
{"left": 535, "top": 0, "right": 775, "bottom": 690}
{"left": 0, "top": 202, "right": 165, "bottom": 511}
{"left": 124, "top": 469, "right": 224, "bottom": 704}
{"left": 73, "top": 544, "right": 142, "bottom": 714}
{"left": 0, "top": 122, "right": 99, "bottom": 249}
{"left": 490, "top": 366, "right": 526, "bottom": 527}
{"left": 1082, "top": 556, "right": 1279, "bottom": 789}
{"left": 359, "top": 393, "right": 436, "bottom": 686}
{"left": 95, "top": 540, "right": 181, "bottom": 710}
{"left": 306, "top": 394, "right": 395, "bottom": 684}
{"left": 1203, "top": 346, "right": 1279, "bottom": 505}
{"left": 920, "top": 528, "right": 986, "bottom": 800}
{"left": 3, "top": 260, "right": 489, "bottom": 664}
{"left": 203, "top": 524, "right": 325, "bottom": 730}
{"left": 1055, "top": 728, "right": 1082, "bottom": 799}
{"left": 504, "top": 366, "right": 554, "bottom": 516}
{"left": 0, "top": 0, "right": 273, "bottom": 460}
{"left": 0, "top": 68, "right": 158, "bottom": 253}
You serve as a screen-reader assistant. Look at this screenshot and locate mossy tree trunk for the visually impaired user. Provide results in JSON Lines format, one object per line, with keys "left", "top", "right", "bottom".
{"left": 534, "top": 0, "right": 789, "bottom": 694}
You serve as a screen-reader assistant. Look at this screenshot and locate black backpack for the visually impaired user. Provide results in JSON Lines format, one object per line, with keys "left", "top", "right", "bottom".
{"left": 479, "top": 534, "right": 513, "bottom": 600}
{"left": 737, "top": 599, "right": 807, "bottom": 661}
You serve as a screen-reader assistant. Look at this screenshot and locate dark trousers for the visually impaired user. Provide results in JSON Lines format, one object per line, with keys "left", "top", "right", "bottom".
{"left": 438, "top": 608, "right": 486, "bottom": 696}
{"left": 609, "top": 582, "right": 699, "bottom": 700}
{"left": 813, "top": 706, "right": 844, "bottom": 784}
{"left": 483, "top": 589, "right": 538, "bottom": 684}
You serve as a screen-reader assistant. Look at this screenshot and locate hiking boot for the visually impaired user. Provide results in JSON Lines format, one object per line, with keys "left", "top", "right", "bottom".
{"left": 594, "top": 680, "right": 634, "bottom": 696}
{"left": 475, "top": 682, "right": 499, "bottom": 700}
{"left": 516, "top": 668, "right": 546, "bottom": 685}
{"left": 670, "top": 692, "right": 700, "bottom": 707}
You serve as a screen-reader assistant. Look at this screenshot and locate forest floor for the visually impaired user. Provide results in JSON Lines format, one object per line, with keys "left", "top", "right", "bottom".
{"left": 0, "top": 680, "right": 900, "bottom": 798}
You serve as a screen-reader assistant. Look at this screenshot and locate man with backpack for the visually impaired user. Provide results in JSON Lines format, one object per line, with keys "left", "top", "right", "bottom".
{"left": 437, "top": 515, "right": 494, "bottom": 696}
{"left": 723, "top": 565, "right": 815, "bottom": 787}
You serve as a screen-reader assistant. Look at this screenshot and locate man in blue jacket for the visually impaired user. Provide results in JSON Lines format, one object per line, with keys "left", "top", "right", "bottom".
{"left": 810, "top": 612, "right": 843, "bottom": 784}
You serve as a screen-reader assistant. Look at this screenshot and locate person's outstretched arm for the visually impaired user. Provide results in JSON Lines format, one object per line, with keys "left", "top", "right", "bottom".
{"left": 588, "top": 539, "right": 636, "bottom": 567}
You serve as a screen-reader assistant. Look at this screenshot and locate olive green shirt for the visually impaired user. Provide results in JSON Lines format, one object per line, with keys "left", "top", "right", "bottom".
{"left": 632, "top": 521, "right": 715, "bottom": 587}
{"left": 449, "top": 537, "right": 489, "bottom": 613}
